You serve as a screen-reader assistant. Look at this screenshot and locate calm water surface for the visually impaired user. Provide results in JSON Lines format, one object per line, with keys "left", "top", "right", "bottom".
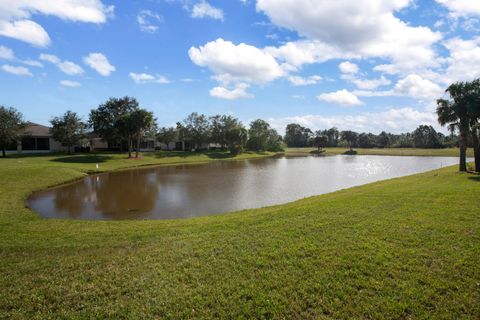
{"left": 28, "top": 155, "right": 459, "bottom": 220}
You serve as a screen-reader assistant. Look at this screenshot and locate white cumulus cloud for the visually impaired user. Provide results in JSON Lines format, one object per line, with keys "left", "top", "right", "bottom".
{"left": 39, "top": 53, "right": 59, "bottom": 64}
{"left": 288, "top": 75, "right": 322, "bottom": 86}
{"left": 268, "top": 107, "right": 441, "bottom": 135}
{"left": 443, "top": 36, "right": 480, "bottom": 83}
{"left": 189, "top": 38, "right": 284, "bottom": 85}
{"left": 129, "top": 72, "right": 170, "bottom": 84}
{"left": 339, "top": 61, "right": 359, "bottom": 74}
{"left": 189, "top": 38, "right": 285, "bottom": 99}
{"left": 137, "top": 10, "right": 163, "bottom": 33}
{"left": 354, "top": 74, "right": 443, "bottom": 101}
{"left": 317, "top": 89, "right": 363, "bottom": 106}
{"left": 342, "top": 74, "right": 392, "bottom": 90}
{"left": 436, "top": 0, "right": 480, "bottom": 18}
{"left": 256, "top": 0, "right": 441, "bottom": 72}
{"left": 394, "top": 74, "right": 443, "bottom": 100}
{"left": 40, "top": 53, "right": 83, "bottom": 75}
{"left": 210, "top": 83, "right": 253, "bottom": 100}
{"left": 22, "top": 59, "right": 43, "bottom": 67}
{"left": 191, "top": 1, "right": 224, "bottom": 21}
{"left": 265, "top": 40, "right": 355, "bottom": 71}
{"left": 58, "top": 61, "right": 84, "bottom": 75}
{"left": 0, "top": 0, "right": 113, "bottom": 47}
{"left": 0, "top": 45, "right": 14, "bottom": 59}
{"left": 1, "top": 64, "right": 32, "bottom": 76}
{"left": 60, "top": 80, "right": 81, "bottom": 88}
{"left": 83, "top": 53, "right": 115, "bottom": 76}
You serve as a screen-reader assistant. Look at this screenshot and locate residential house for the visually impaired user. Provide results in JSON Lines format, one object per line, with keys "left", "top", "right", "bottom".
{"left": 6, "top": 123, "right": 68, "bottom": 154}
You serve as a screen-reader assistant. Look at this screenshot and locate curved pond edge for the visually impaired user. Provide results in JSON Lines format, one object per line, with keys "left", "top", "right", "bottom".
{"left": 25, "top": 154, "right": 466, "bottom": 221}
{"left": 24, "top": 152, "right": 282, "bottom": 210}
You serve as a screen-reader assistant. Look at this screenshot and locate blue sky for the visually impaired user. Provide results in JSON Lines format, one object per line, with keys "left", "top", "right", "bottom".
{"left": 1, "top": 0, "right": 480, "bottom": 134}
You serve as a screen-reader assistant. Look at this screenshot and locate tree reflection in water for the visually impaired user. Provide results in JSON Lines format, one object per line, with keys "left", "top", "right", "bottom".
{"left": 29, "top": 156, "right": 462, "bottom": 220}
{"left": 92, "top": 169, "right": 159, "bottom": 219}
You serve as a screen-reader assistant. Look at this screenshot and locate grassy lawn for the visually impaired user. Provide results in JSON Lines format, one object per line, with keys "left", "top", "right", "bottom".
{"left": 0, "top": 150, "right": 479, "bottom": 319}
{"left": 286, "top": 147, "right": 474, "bottom": 157}
{"left": 1, "top": 150, "right": 275, "bottom": 174}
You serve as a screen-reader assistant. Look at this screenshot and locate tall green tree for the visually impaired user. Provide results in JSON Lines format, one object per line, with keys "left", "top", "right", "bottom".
{"left": 284, "top": 123, "right": 312, "bottom": 147}
{"left": 0, "top": 106, "right": 26, "bottom": 157}
{"left": 50, "top": 111, "right": 86, "bottom": 154}
{"left": 116, "top": 114, "right": 135, "bottom": 158}
{"left": 225, "top": 126, "right": 248, "bottom": 155}
{"left": 312, "top": 134, "right": 328, "bottom": 152}
{"left": 210, "top": 115, "right": 243, "bottom": 149}
{"left": 89, "top": 97, "right": 139, "bottom": 152}
{"left": 341, "top": 130, "right": 358, "bottom": 152}
{"left": 358, "top": 133, "right": 377, "bottom": 148}
{"left": 247, "top": 119, "right": 284, "bottom": 152}
{"left": 266, "top": 128, "right": 285, "bottom": 152}
{"left": 377, "top": 131, "right": 390, "bottom": 148}
{"left": 437, "top": 82, "right": 470, "bottom": 171}
{"left": 317, "top": 127, "right": 340, "bottom": 147}
{"left": 412, "top": 125, "right": 442, "bottom": 148}
{"left": 247, "top": 119, "right": 271, "bottom": 151}
{"left": 466, "top": 79, "right": 480, "bottom": 172}
{"left": 179, "top": 112, "right": 210, "bottom": 150}
{"left": 130, "top": 109, "right": 156, "bottom": 158}
{"left": 156, "top": 127, "right": 177, "bottom": 151}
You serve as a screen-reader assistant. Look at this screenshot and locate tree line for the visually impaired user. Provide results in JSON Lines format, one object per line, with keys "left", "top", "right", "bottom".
{"left": 88, "top": 97, "right": 284, "bottom": 156}
{"left": 0, "top": 96, "right": 284, "bottom": 157}
{"left": 1, "top": 76, "right": 479, "bottom": 173}
{"left": 284, "top": 124, "right": 454, "bottom": 151}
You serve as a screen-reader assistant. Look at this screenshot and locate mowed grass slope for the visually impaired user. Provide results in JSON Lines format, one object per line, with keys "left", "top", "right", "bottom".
{"left": 0, "top": 151, "right": 479, "bottom": 319}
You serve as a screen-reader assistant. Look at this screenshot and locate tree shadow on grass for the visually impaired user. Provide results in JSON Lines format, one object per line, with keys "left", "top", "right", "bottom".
{"left": 468, "top": 175, "right": 480, "bottom": 182}
{"left": 207, "top": 151, "right": 272, "bottom": 159}
{"left": 206, "top": 152, "right": 237, "bottom": 159}
{"left": 51, "top": 155, "right": 114, "bottom": 164}
{"left": 2, "top": 153, "right": 55, "bottom": 159}
{"left": 152, "top": 150, "right": 269, "bottom": 160}
{"left": 153, "top": 151, "right": 199, "bottom": 159}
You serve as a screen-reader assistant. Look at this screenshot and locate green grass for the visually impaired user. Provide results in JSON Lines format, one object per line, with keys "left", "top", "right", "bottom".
{"left": 286, "top": 147, "right": 474, "bottom": 157}
{"left": 3, "top": 150, "right": 275, "bottom": 173}
{"left": 0, "top": 150, "right": 479, "bottom": 319}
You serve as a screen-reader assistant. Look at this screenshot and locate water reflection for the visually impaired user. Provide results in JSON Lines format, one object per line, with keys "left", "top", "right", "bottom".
{"left": 28, "top": 155, "right": 460, "bottom": 220}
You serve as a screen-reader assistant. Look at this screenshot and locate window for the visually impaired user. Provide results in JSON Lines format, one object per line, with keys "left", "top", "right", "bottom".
{"left": 36, "top": 138, "right": 50, "bottom": 150}
{"left": 140, "top": 141, "right": 154, "bottom": 149}
{"left": 21, "top": 137, "right": 50, "bottom": 151}
{"left": 21, "top": 137, "right": 36, "bottom": 150}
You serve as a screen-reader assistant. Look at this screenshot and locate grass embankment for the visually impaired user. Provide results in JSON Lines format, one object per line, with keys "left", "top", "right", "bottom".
{"left": 1, "top": 150, "right": 274, "bottom": 174}
{"left": 286, "top": 147, "right": 474, "bottom": 157}
{"left": 0, "top": 150, "right": 479, "bottom": 319}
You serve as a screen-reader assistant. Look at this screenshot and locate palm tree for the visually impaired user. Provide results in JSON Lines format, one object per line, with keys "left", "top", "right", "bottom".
{"left": 312, "top": 134, "right": 328, "bottom": 153}
{"left": 341, "top": 130, "right": 358, "bottom": 152}
{"left": 466, "top": 79, "right": 480, "bottom": 172}
{"left": 436, "top": 82, "right": 470, "bottom": 172}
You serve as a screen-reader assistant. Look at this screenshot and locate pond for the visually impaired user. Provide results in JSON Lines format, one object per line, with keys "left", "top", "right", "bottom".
{"left": 28, "top": 155, "right": 459, "bottom": 220}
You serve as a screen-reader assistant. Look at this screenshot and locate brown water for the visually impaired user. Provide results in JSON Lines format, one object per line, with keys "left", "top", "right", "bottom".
{"left": 28, "top": 155, "right": 459, "bottom": 220}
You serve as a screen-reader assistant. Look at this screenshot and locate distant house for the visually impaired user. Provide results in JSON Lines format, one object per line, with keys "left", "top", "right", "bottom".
{"left": 88, "top": 137, "right": 109, "bottom": 151}
{"left": 7, "top": 123, "right": 222, "bottom": 154}
{"left": 156, "top": 141, "right": 220, "bottom": 151}
{"left": 6, "top": 123, "right": 68, "bottom": 154}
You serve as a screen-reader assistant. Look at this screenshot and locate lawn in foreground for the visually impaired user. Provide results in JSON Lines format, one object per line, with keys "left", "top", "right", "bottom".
{"left": 0, "top": 151, "right": 479, "bottom": 319}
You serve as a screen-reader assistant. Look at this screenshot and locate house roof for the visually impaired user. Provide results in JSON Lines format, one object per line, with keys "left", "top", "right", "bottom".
{"left": 25, "top": 123, "right": 51, "bottom": 137}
